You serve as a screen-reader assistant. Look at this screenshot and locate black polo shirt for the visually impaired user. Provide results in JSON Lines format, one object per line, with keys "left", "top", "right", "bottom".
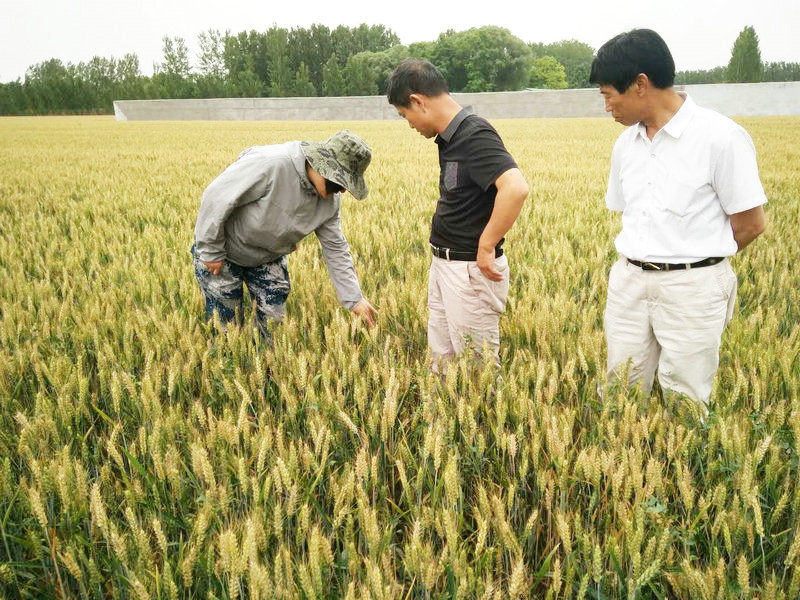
{"left": 430, "top": 108, "right": 518, "bottom": 252}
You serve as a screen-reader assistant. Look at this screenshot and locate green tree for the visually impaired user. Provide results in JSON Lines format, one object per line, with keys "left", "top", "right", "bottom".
{"left": 374, "top": 45, "right": 411, "bottom": 93}
{"left": 529, "top": 56, "right": 568, "bottom": 89}
{"left": 763, "top": 61, "right": 800, "bottom": 82}
{"left": 266, "top": 26, "right": 292, "bottom": 97}
{"left": 197, "top": 29, "right": 226, "bottom": 78}
{"left": 407, "top": 41, "right": 437, "bottom": 62}
{"left": 431, "top": 27, "right": 532, "bottom": 92}
{"left": 531, "top": 40, "right": 594, "bottom": 88}
{"left": 675, "top": 66, "right": 727, "bottom": 85}
{"left": 223, "top": 32, "right": 248, "bottom": 82}
{"left": 116, "top": 53, "right": 146, "bottom": 100}
{"left": 81, "top": 56, "right": 117, "bottom": 110}
{"left": 223, "top": 30, "right": 268, "bottom": 93}
{"left": 344, "top": 53, "right": 378, "bottom": 96}
{"left": 0, "top": 80, "right": 28, "bottom": 115}
{"left": 350, "top": 24, "right": 400, "bottom": 53}
{"left": 426, "top": 29, "right": 465, "bottom": 90}
{"left": 329, "top": 24, "right": 401, "bottom": 67}
{"left": 343, "top": 46, "right": 410, "bottom": 95}
{"left": 235, "top": 69, "right": 262, "bottom": 97}
{"left": 322, "top": 55, "right": 346, "bottom": 96}
{"left": 24, "top": 59, "right": 77, "bottom": 112}
{"left": 293, "top": 62, "right": 316, "bottom": 96}
{"left": 159, "top": 36, "right": 192, "bottom": 97}
{"left": 161, "top": 36, "right": 191, "bottom": 79}
{"left": 287, "top": 24, "right": 334, "bottom": 93}
{"left": 727, "top": 26, "right": 763, "bottom": 83}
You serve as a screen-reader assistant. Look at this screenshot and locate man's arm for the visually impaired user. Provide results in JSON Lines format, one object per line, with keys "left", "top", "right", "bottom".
{"left": 315, "top": 210, "right": 377, "bottom": 326}
{"left": 730, "top": 205, "right": 766, "bottom": 252}
{"left": 477, "top": 168, "right": 529, "bottom": 281}
{"left": 714, "top": 127, "right": 767, "bottom": 253}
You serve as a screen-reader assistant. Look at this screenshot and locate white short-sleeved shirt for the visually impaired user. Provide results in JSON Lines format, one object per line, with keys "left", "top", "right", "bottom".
{"left": 606, "top": 93, "right": 768, "bottom": 263}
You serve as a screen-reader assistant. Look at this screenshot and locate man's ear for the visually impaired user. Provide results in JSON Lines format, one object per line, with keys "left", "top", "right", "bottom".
{"left": 634, "top": 73, "right": 650, "bottom": 95}
{"left": 408, "top": 93, "right": 426, "bottom": 110}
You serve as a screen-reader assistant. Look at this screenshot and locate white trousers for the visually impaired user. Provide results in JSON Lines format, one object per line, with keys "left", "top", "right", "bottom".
{"left": 604, "top": 257, "right": 737, "bottom": 404}
{"left": 428, "top": 255, "right": 510, "bottom": 369}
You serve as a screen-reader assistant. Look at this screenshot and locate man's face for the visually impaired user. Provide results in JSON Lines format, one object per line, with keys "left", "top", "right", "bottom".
{"left": 396, "top": 97, "right": 436, "bottom": 139}
{"left": 599, "top": 83, "right": 641, "bottom": 126}
{"left": 312, "top": 176, "right": 332, "bottom": 198}
{"left": 306, "top": 164, "right": 339, "bottom": 199}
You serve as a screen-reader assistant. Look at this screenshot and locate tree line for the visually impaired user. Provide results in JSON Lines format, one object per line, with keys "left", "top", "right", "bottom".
{"left": 1, "top": 24, "right": 796, "bottom": 116}
{"left": 676, "top": 26, "right": 800, "bottom": 84}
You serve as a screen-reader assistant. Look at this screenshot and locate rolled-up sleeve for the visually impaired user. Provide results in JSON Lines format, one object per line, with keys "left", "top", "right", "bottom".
{"left": 194, "top": 151, "right": 270, "bottom": 263}
{"left": 315, "top": 208, "right": 363, "bottom": 309}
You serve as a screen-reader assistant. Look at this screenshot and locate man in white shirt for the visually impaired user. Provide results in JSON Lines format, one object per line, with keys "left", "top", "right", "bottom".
{"left": 589, "top": 29, "right": 767, "bottom": 410}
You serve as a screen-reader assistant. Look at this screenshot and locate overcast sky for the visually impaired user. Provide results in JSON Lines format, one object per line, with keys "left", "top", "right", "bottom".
{"left": 1, "top": 0, "right": 798, "bottom": 82}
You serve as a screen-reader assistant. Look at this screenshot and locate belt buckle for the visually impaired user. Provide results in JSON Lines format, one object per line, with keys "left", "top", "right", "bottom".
{"left": 431, "top": 244, "right": 451, "bottom": 261}
{"left": 643, "top": 262, "right": 662, "bottom": 271}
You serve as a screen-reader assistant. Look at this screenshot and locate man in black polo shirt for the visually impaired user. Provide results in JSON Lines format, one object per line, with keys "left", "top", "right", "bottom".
{"left": 386, "top": 59, "right": 529, "bottom": 370}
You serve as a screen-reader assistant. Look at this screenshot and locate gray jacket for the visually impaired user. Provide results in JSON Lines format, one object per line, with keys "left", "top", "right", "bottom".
{"left": 194, "top": 141, "right": 363, "bottom": 308}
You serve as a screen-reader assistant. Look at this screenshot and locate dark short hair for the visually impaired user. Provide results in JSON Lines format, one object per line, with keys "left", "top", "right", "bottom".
{"left": 589, "top": 29, "right": 675, "bottom": 93}
{"left": 386, "top": 59, "right": 449, "bottom": 107}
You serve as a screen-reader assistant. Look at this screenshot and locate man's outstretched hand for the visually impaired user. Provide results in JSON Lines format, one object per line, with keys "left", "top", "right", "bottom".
{"left": 351, "top": 297, "right": 378, "bottom": 326}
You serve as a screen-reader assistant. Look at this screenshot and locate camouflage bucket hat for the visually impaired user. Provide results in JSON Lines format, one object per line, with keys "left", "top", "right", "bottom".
{"left": 300, "top": 130, "right": 371, "bottom": 200}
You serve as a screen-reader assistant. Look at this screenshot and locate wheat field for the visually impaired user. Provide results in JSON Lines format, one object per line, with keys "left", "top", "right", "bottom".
{"left": 0, "top": 114, "right": 799, "bottom": 599}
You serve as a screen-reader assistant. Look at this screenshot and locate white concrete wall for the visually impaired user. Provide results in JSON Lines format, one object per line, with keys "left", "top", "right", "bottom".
{"left": 680, "top": 82, "right": 800, "bottom": 116}
{"left": 113, "top": 81, "right": 800, "bottom": 121}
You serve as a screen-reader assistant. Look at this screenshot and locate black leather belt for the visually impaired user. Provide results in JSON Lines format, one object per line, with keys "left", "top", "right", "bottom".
{"left": 627, "top": 257, "right": 724, "bottom": 271}
{"left": 430, "top": 244, "right": 503, "bottom": 261}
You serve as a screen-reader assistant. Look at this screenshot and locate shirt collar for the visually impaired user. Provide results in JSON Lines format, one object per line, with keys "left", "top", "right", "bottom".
{"left": 437, "top": 107, "right": 473, "bottom": 143}
{"left": 635, "top": 91, "right": 695, "bottom": 141}
{"left": 289, "top": 141, "right": 316, "bottom": 194}
{"left": 662, "top": 91, "right": 694, "bottom": 138}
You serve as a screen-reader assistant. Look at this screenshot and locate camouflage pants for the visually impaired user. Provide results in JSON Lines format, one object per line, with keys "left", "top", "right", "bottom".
{"left": 192, "top": 245, "right": 290, "bottom": 339}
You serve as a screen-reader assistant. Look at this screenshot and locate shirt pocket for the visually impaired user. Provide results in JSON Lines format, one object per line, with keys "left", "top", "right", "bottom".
{"left": 444, "top": 161, "right": 459, "bottom": 191}
{"left": 659, "top": 176, "right": 705, "bottom": 217}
